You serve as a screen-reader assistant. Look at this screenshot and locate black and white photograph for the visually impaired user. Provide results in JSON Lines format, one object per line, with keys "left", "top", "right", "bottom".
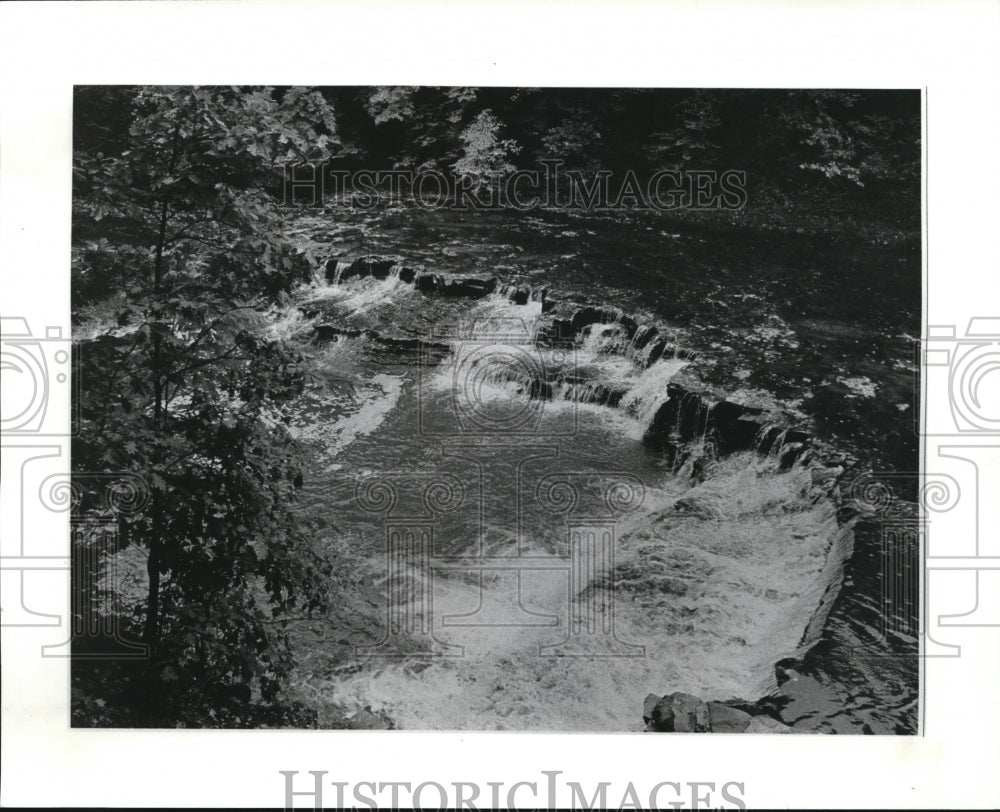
{"left": 68, "top": 85, "right": 920, "bottom": 734}
{"left": 3, "top": 2, "right": 1000, "bottom": 809}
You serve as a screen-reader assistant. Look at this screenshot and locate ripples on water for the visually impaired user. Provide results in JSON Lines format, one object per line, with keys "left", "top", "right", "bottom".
{"left": 272, "top": 262, "right": 916, "bottom": 732}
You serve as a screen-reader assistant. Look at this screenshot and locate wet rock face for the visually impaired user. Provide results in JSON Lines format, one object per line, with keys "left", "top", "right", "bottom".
{"left": 643, "top": 692, "right": 793, "bottom": 733}
{"left": 641, "top": 382, "right": 817, "bottom": 465}
{"left": 325, "top": 255, "right": 417, "bottom": 284}
{"left": 412, "top": 271, "right": 498, "bottom": 298}
{"left": 439, "top": 275, "right": 497, "bottom": 298}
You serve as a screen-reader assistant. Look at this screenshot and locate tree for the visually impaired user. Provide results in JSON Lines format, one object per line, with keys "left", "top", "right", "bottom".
{"left": 72, "top": 86, "right": 340, "bottom": 724}
{"left": 452, "top": 109, "right": 519, "bottom": 188}
{"left": 359, "top": 86, "right": 480, "bottom": 172}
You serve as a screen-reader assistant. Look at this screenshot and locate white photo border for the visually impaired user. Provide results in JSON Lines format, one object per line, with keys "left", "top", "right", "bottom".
{"left": 2, "top": 1, "right": 999, "bottom": 808}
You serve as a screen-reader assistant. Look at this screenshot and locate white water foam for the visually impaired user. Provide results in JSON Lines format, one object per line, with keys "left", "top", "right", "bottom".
{"left": 618, "top": 358, "right": 688, "bottom": 437}
{"left": 285, "top": 269, "right": 846, "bottom": 731}
{"left": 295, "top": 454, "right": 840, "bottom": 731}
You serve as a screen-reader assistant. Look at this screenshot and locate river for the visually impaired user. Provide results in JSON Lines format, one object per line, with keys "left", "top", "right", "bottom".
{"left": 275, "top": 205, "right": 920, "bottom": 733}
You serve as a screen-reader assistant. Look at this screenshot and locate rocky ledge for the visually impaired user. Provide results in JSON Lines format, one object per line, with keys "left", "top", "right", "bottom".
{"left": 643, "top": 691, "right": 806, "bottom": 734}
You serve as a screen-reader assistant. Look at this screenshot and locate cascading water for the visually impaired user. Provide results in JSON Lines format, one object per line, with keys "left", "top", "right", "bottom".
{"left": 277, "top": 260, "right": 865, "bottom": 732}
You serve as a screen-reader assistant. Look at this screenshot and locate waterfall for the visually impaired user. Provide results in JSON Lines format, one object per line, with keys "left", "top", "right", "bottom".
{"left": 579, "top": 323, "right": 629, "bottom": 357}
{"left": 332, "top": 260, "right": 352, "bottom": 285}
{"left": 618, "top": 359, "right": 689, "bottom": 434}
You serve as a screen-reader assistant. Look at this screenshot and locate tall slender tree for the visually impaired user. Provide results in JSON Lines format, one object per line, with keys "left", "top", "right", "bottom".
{"left": 72, "top": 86, "right": 340, "bottom": 724}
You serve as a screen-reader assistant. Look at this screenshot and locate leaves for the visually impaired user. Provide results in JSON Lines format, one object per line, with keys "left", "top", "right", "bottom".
{"left": 453, "top": 109, "right": 518, "bottom": 185}
{"left": 72, "top": 86, "right": 336, "bottom": 722}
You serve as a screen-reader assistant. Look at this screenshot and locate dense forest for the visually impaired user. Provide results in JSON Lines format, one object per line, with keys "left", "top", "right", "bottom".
{"left": 71, "top": 86, "right": 920, "bottom": 727}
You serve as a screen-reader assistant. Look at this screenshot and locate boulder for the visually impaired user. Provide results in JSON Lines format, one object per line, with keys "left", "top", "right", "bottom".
{"left": 346, "top": 708, "right": 392, "bottom": 730}
{"left": 706, "top": 702, "right": 752, "bottom": 733}
{"left": 571, "top": 306, "right": 611, "bottom": 332}
{"left": 414, "top": 271, "right": 441, "bottom": 293}
{"left": 651, "top": 692, "right": 710, "bottom": 733}
{"left": 744, "top": 715, "right": 794, "bottom": 734}
{"left": 509, "top": 286, "right": 530, "bottom": 305}
{"left": 644, "top": 693, "right": 796, "bottom": 734}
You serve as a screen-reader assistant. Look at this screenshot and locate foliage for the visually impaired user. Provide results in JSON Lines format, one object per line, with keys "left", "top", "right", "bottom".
{"left": 649, "top": 90, "right": 723, "bottom": 168}
{"left": 321, "top": 86, "right": 919, "bottom": 231}
{"left": 72, "top": 86, "right": 340, "bottom": 724}
{"left": 359, "top": 86, "right": 480, "bottom": 171}
{"left": 452, "top": 109, "right": 519, "bottom": 185}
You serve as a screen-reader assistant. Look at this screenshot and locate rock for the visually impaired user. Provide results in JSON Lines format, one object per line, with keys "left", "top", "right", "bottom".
{"left": 778, "top": 441, "right": 805, "bottom": 471}
{"left": 645, "top": 339, "right": 667, "bottom": 366}
{"left": 706, "top": 702, "right": 752, "bottom": 733}
{"left": 324, "top": 255, "right": 409, "bottom": 283}
{"left": 651, "top": 692, "right": 710, "bottom": 732}
{"left": 744, "top": 715, "right": 794, "bottom": 734}
{"left": 439, "top": 275, "right": 497, "bottom": 298}
{"left": 644, "top": 691, "right": 811, "bottom": 734}
{"left": 413, "top": 271, "right": 441, "bottom": 293}
{"left": 618, "top": 314, "right": 638, "bottom": 338}
{"left": 350, "top": 256, "right": 400, "bottom": 279}
{"left": 324, "top": 257, "right": 348, "bottom": 282}
{"left": 643, "top": 693, "right": 661, "bottom": 725}
{"left": 671, "top": 692, "right": 711, "bottom": 732}
{"left": 811, "top": 466, "right": 844, "bottom": 485}
{"left": 631, "top": 325, "right": 658, "bottom": 351}
{"left": 550, "top": 318, "right": 575, "bottom": 341}
{"left": 571, "top": 306, "right": 611, "bottom": 332}
{"left": 650, "top": 697, "right": 675, "bottom": 731}
{"left": 346, "top": 708, "right": 392, "bottom": 730}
